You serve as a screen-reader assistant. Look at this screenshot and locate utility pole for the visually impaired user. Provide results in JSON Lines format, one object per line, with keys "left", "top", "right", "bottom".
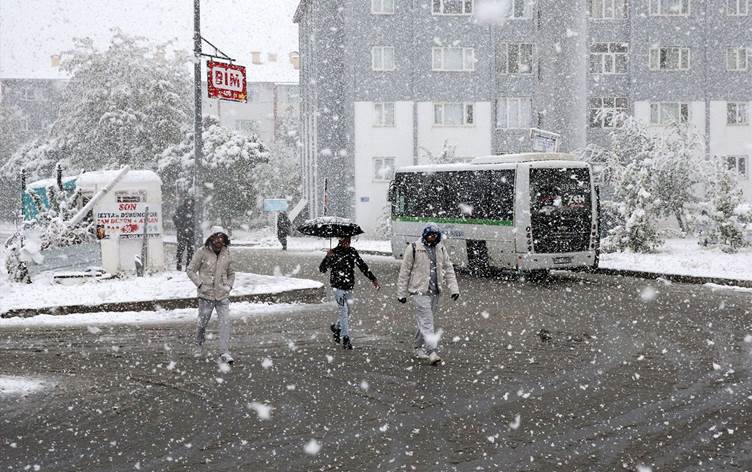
{"left": 193, "top": 0, "right": 204, "bottom": 243}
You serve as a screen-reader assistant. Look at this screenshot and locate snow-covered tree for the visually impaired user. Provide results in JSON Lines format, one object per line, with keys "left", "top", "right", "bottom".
{"left": 700, "top": 158, "right": 746, "bottom": 251}
{"left": 0, "top": 105, "right": 29, "bottom": 219}
{"left": 0, "top": 104, "right": 26, "bottom": 165}
{"left": 253, "top": 105, "right": 301, "bottom": 205}
{"left": 586, "top": 115, "right": 706, "bottom": 250}
{"left": 158, "top": 116, "right": 269, "bottom": 230}
{"left": 420, "top": 140, "right": 457, "bottom": 164}
{"left": 607, "top": 158, "right": 663, "bottom": 252}
{"left": 0, "top": 31, "right": 191, "bottom": 180}
{"left": 652, "top": 123, "right": 704, "bottom": 233}
{"left": 585, "top": 115, "right": 662, "bottom": 252}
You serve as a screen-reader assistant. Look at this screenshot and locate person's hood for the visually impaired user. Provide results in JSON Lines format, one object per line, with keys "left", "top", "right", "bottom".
{"left": 421, "top": 223, "right": 442, "bottom": 246}
{"left": 204, "top": 232, "right": 231, "bottom": 248}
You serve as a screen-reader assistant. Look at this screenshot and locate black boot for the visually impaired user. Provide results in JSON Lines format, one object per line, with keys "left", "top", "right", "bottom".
{"left": 342, "top": 336, "right": 353, "bottom": 350}
{"left": 330, "top": 323, "right": 341, "bottom": 344}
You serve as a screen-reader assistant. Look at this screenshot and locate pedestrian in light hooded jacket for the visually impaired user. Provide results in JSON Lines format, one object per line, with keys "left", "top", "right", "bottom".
{"left": 187, "top": 230, "right": 235, "bottom": 364}
{"left": 396, "top": 223, "right": 460, "bottom": 365}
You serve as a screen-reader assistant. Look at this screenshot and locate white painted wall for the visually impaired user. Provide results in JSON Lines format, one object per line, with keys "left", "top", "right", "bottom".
{"left": 708, "top": 101, "right": 752, "bottom": 198}
{"left": 416, "top": 101, "right": 493, "bottom": 162}
{"left": 353, "top": 101, "right": 414, "bottom": 235}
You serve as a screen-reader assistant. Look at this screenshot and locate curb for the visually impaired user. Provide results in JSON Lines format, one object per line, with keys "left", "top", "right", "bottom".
{"left": 594, "top": 267, "right": 752, "bottom": 288}
{"left": 1, "top": 286, "right": 326, "bottom": 319}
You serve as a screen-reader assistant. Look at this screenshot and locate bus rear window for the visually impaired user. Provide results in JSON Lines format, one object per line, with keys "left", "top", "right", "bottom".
{"left": 530, "top": 168, "right": 591, "bottom": 215}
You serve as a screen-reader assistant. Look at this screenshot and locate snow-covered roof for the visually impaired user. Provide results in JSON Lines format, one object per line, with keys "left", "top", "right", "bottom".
{"left": 76, "top": 170, "right": 161, "bottom": 188}
{"left": 471, "top": 153, "right": 578, "bottom": 164}
{"left": 397, "top": 154, "right": 586, "bottom": 174}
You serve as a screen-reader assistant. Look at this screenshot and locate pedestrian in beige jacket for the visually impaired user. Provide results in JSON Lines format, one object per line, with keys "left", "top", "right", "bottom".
{"left": 397, "top": 223, "right": 460, "bottom": 365}
{"left": 187, "top": 229, "right": 235, "bottom": 364}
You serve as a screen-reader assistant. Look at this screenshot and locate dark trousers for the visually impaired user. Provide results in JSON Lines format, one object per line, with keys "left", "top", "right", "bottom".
{"left": 278, "top": 235, "right": 288, "bottom": 250}
{"left": 176, "top": 232, "right": 194, "bottom": 269}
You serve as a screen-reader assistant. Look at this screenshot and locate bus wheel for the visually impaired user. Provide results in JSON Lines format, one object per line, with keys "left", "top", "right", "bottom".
{"left": 466, "top": 240, "right": 489, "bottom": 276}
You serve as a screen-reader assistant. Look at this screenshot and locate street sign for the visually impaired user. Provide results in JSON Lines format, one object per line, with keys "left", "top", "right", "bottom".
{"left": 263, "top": 199, "right": 289, "bottom": 212}
{"left": 530, "top": 128, "right": 561, "bottom": 153}
{"left": 207, "top": 60, "right": 247, "bottom": 102}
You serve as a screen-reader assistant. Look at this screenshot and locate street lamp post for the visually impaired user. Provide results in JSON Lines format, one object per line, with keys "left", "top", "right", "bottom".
{"left": 193, "top": 0, "right": 204, "bottom": 244}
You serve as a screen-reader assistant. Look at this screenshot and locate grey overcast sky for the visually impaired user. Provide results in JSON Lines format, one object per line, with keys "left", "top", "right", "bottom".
{"left": 0, "top": 0, "right": 300, "bottom": 81}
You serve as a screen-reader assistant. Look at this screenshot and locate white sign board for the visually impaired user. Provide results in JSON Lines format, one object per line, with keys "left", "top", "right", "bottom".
{"left": 530, "top": 128, "right": 561, "bottom": 153}
{"left": 263, "top": 199, "right": 289, "bottom": 212}
{"left": 94, "top": 202, "right": 162, "bottom": 240}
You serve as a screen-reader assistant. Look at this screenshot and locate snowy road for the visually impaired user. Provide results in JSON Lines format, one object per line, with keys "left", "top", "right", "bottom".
{"left": 1, "top": 248, "right": 751, "bottom": 471}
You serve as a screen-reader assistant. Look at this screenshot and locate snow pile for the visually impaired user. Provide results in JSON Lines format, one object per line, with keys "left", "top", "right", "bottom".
{"left": 0, "top": 302, "right": 327, "bottom": 328}
{"left": 0, "top": 271, "right": 322, "bottom": 314}
{"left": 600, "top": 238, "right": 752, "bottom": 281}
{"left": 0, "top": 376, "right": 54, "bottom": 397}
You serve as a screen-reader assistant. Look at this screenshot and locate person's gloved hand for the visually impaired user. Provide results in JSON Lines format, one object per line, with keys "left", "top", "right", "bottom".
{"left": 398, "top": 297, "right": 407, "bottom": 304}
{"left": 451, "top": 293, "right": 460, "bottom": 301}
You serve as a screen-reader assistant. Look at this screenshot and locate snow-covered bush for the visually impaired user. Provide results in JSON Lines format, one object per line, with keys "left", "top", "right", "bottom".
{"left": 25, "top": 182, "right": 92, "bottom": 251}
{"left": 158, "top": 116, "right": 269, "bottom": 230}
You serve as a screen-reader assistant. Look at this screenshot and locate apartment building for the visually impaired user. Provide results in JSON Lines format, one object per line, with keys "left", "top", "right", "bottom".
{"left": 294, "top": 0, "right": 752, "bottom": 235}
{"left": 202, "top": 81, "right": 300, "bottom": 145}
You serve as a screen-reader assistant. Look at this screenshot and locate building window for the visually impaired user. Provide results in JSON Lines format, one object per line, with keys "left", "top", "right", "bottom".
{"left": 496, "top": 97, "right": 532, "bottom": 129}
{"left": 724, "top": 155, "right": 748, "bottom": 178}
{"left": 649, "top": 47, "right": 690, "bottom": 71}
{"left": 589, "top": 0, "right": 628, "bottom": 18}
{"left": 432, "top": 0, "right": 473, "bottom": 15}
{"left": 727, "top": 47, "right": 748, "bottom": 70}
{"left": 20, "top": 89, "right": 36, "bottom": 101}
{"left": 373, "top": 157, "right": 396, "bottom": 181}
{"left": 649, "top": 102, "right": 689, "bottom": 125}
{"left": 372, "top": 46, "right": 395, "bottom": 71}
{"left": 432, "top": 47, "right": 475, "bottom": 71}
{"left": 434, "top": 103, "right": 474, "bottom": 126}
{"left": 649, "top": 0, "right": 690, "bottom": 15}
{"left": 236, "top": 120, "right": 259, "bottom": 134}
{"left": 589, "top": 43, "right": 629, "bottom": 74}
{"left": 727, "top": 102, "right": 749, "bottom": 125}
{"left": 496, "top": 43, "right": 535, "bottom": 74}
{"left": 374, "top": 102, "right": 395, "bottom": 126}
{"left": 589, "top": 97, "right": 628, "bottom": 128}
{"left": 505, "top": 0, "right": 534, "bottom": 18}
{"left": 728, "top": 0, "right": 749, "bottom": 15}
{"left": 372, "top": 0, "right": 394, "bottom": 14}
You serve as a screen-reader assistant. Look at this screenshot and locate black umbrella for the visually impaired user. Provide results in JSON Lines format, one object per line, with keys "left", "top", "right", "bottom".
{"left": 297, "top": 216, "right": 364, "bottom": 238}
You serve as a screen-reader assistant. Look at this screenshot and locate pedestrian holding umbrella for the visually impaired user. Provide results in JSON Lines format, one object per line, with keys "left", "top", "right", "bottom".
{"left": 298, "top": 217, "right": 379, "bottom": 350}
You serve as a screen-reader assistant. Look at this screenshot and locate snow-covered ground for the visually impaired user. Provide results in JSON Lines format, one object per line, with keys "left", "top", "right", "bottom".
{"left": 166, "top": 226, "right": 393, "bottom": 254}
{"left": 600, "top": 238, "right": 752, "bottom": 281}
{"left": 0, "top": 375, "right": 54, "bottom": 397}
{"left": 0, "top": 270, "right": 322, "bottom": 314}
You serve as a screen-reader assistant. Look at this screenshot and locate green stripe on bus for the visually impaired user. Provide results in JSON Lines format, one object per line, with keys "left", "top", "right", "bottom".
{"left": 394, "top": 216, "right": 513, "bottom": 226}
